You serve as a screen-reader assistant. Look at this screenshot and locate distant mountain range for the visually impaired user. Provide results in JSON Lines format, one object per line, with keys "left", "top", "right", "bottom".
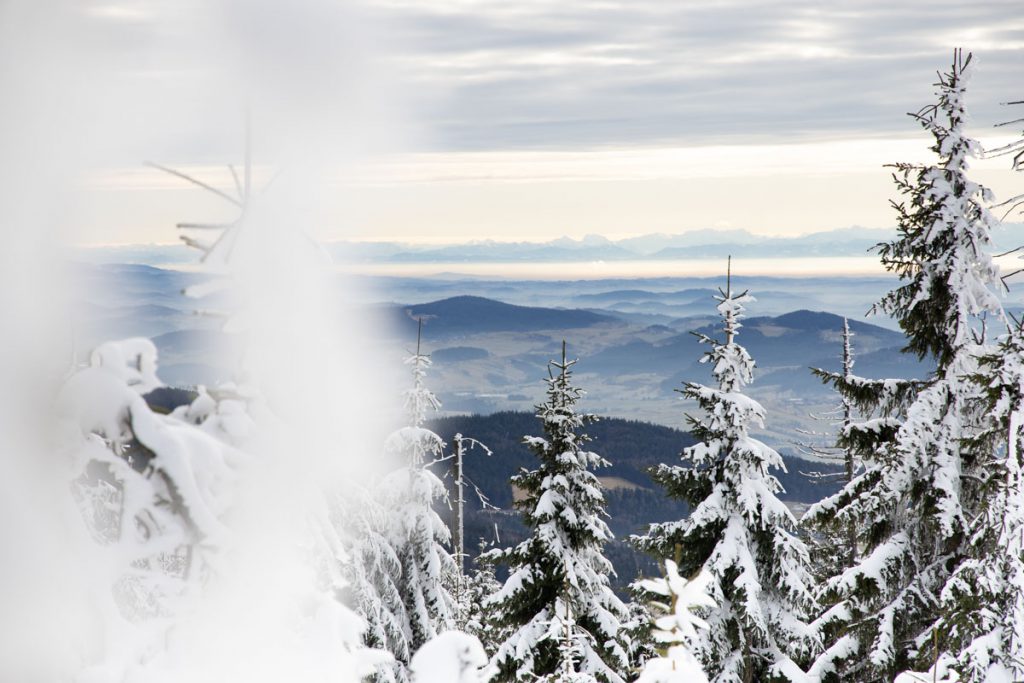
{"left": 67, "top": 226, "right": 894, "bottom": 266}
{"left": 335, "top": 222, "right": 1024, "bottom": 264}
{"left": 70, "top": 222, "right": 1024, "bottom": 267}
{"left": 331, "top": 227, "right": 899, "bottom": 263}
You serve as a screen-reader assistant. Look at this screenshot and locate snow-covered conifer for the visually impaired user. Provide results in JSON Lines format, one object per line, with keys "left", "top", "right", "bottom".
{"left": 114, "top": 150, "right": 380, "bottom": 682}
{"left": 908, "top": 325, "right": 1024, "bottom": 682}
{"left": 58, "top": 335, "right": 385, "bottom": 682}
{"left": 336, "top": 484, "right": 411, "bottom": 682}
{"left": 874, "top": 49, "right": 1002, "bottom": 370}
{"left": 622, "top": 591, "right": 657, "bottom": 675}
{"left": 799, "top": 370, "right": 919, "bottom": 681}
{"left": 485, "top": 342, "right": 629, "bottom": 683}
{"left": 807, "top": 50, "right": 1006, "bottom": 681}
{"left": 461, "top": 545, "right": 508, "bottom": 656}
{"left": 379, "top": 322, "right": 457, "bottom": 656}
{"left": 634, "top": 266, "right": 816, "bottom": 682}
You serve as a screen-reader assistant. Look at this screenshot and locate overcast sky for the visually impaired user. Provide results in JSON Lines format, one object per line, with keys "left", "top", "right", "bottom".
{"left": 34, "top": 0, "right": 1024, "bottom": 245}
{"left": 381, "top": 0, "right": 1024, "bottom": 150}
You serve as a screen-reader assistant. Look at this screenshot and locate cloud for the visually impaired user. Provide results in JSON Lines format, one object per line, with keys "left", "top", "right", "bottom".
{"left": 376, "top": 0, "right": 1024, "bottom": 150}
{"left": 56, "top": 1, "right": 1024, "bottom": 155}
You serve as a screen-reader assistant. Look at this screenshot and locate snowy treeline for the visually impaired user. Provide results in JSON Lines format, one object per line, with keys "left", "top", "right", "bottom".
{"left": 43, "top": 49, "right": 1024, "bottom": 683}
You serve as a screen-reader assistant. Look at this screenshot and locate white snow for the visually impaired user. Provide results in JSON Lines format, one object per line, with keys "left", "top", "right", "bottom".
{"left": 410, "top": 631, "right": 493, "bottom": 683}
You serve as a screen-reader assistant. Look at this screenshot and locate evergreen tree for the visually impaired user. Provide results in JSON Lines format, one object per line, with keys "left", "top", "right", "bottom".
{"left": 60, "top": 339, "right": 231, "bottom": 622}
{"left": 123, "top": 150, "right": 381, "bottom": 681}
{"left": 461, "top": 544, "right": 509, "bottom": 657}
{"left": 874, "top": 50, "right": 1002, "bottom": 369}
{"left": 806, "top": 50, "right": 1005, "bottom": 682}
{"left": 801, "top": 317, "right": 926, "bottom": 681}
{"left": 906, "top": 324, "right": 1024, "bottom": 682}
{"left": 61, "top": 337, "right": 378, "bottom": 680}
{"left": 343, "top": 322, "right": 459, "bottom": 681}
{"left": 634, "top": 266, "right": 816, "bottom": 683}
{"left": 485, "top": 342, "right": 629, "bottom": 683}
{"left": 380, "top": 322, "right": 458, "bottom": 655}
{"left": 622, "top": 590, "right": 658, "bottom": 676}
{"left": 336, "top": 485, "right": 411, "bottom": 683}
{"left": 802, "top": 356, "right": 923, "bottom": 680}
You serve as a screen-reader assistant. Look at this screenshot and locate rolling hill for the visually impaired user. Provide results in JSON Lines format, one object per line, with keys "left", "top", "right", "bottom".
{"left": 383, "top": 295, "right": 623, "bottom": 337}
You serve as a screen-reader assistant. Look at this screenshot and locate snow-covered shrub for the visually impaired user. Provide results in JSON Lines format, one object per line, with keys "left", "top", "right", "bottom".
{"left": 410, "top": 631, "right": 492, "bottom": 683}
{"left": 634, "top": 560, "right": 715, "bottom": 683}
{"left": 58, "top": 338, "right": 241, "bottom": 624}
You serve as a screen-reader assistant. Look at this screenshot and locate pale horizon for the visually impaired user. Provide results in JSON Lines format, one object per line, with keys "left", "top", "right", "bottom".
{"left": 50, "top": 0, "right": 1024, "bottom": 249}
{"left": 73, "top": 133, "right": 1024, "bottom": 247}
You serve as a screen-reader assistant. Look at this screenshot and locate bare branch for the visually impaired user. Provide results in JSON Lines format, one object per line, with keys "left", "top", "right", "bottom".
{"left": 144, "top": 161, "right": 243, "bottom": 208}
{"left": 178, "top": 235, "right": 212, "bottom": 252}
{"left": 176, "top": 222, "right": 236, "bottom": 231}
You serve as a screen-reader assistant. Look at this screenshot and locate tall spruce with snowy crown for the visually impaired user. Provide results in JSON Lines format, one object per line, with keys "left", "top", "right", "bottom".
{"left": 922, "top": 77, "right": 1024, "bottom": 683}
{"left": 379, "top": 321, "right": 457, "bottom": 661}
{"left": 635, "top": 263, "right": 816, "bottom": 683}
{"left": 484, "top": 342, "right": 629, "bottom": 683}
{"left": 804, "top": 50, "right": 1006, "bottom": 682}
{"left": 874, "top": 49, "right": 1002, "bottom": 371}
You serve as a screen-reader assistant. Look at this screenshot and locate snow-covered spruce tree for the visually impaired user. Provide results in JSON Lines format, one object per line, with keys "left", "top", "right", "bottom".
{"left": 805, "top": 50, "right": 1005, "bottom": 682}
{"left": 799, "top": 369, "right": 921, "bottom": 681}
{"left": 914, "top": 324, "right": 1024, "bottom": 682}
{"left": 461, "top": 544, "right": 510, "bottom": 657}
{"left": 800, "top": 316, "right": 922, "bottom": 680}
{"left": 484, "top": 341, "right": 629, "bottom": 683}
{"left": 874, "top": 50, "right": 1002, "bottom": 372}
{"left": 124, "top": 152, "right": 381, "bottom": 681}
{"left": 634, "top": 267, "right": 816, "bottom": 683}
{"left": 634, "top": 560, "right": 716, "bottom": 683}
{"left": 57, "top": 338, "right": 275, "bottom": 680}
{"left": 622, "top": 588, "right": 658, "bottom": 675}
{"left": 335, "top": 484, "right": 410, "bottom": 682}
{"left": 378, "top": 321, "right": 457, "bottom": 660}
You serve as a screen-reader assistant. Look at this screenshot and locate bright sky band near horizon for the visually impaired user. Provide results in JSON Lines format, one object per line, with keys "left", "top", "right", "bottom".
{"left": 39, "top": 0, "right": 1024, "bottom": 248}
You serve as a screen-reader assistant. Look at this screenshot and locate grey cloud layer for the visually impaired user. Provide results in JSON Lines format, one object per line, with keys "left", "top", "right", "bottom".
{"left": 379, "top": 0, "right": 1024, "bottom": 150}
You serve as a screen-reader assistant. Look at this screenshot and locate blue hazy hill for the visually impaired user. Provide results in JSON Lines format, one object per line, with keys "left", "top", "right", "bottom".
{"left": 385, "top": 295, "right": 622, "bottom": 337}
{"left": 588, "top": 309, "right": 931, "bottom": 392}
